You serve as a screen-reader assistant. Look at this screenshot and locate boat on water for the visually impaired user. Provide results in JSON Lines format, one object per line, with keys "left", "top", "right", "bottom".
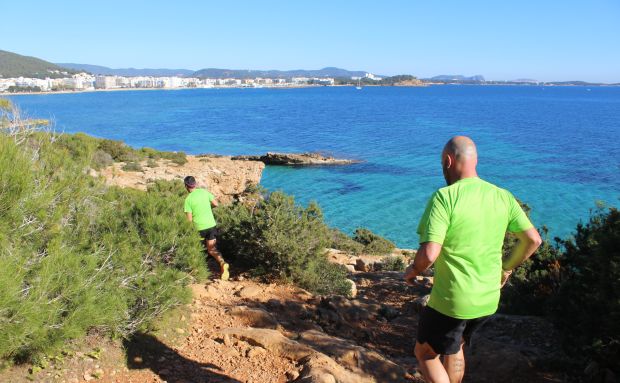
{"left": 356, "top": 78, "right": 362, "bottom": 90}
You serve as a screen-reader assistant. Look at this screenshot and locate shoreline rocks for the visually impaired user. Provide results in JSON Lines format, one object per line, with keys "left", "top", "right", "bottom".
{"left": 94, "top": 155, "right": 264, "bottom": 204}
{"left": 231, "top": 152, "right": 361, "bottom": 166}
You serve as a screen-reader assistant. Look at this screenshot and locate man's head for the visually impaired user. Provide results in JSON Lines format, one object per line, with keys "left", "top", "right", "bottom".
{"left": 184, "top": 176, "right": 197, "bottom": 192}
{"left": 441, "top": 136, "right": 478, "bottom": 185}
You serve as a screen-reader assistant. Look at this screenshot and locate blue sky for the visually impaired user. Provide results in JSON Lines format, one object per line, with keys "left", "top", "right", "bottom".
{"left": 2, "top": 0, "right": 619, "bottom": 82}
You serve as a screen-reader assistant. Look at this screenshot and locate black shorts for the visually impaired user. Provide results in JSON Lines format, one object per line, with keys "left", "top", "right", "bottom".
{"left": 416, "top": 306, "right": 490, "bottom": 355}
{"left": 198, "top": 227, "right": 218, "bottom": 241}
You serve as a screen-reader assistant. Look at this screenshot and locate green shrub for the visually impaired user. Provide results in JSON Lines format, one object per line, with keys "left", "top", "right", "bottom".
{"left": 97, "top": 139, "right": 136, "bottom": 162}
{"left": 500, "top": 203, "right": 620, "bottom": 374}
{"left": 0, "top": 99, "right": 206, "bottom": 363}
{"left": 162, "top": 151, "right": 187, "bottom": 166}
{"left": 139, "top": 147, "right": 162, "bottom": 159}
{"left": 122, "top": 161, "right": 143, "bottom": 172}
{"left": 215, "top": 191, "right": 351, "bottom": 296}
{"left": 329, "top": 228, "right": 364, "bottom": 254}
{"left": 353, "top": 228, "right": 396, "bottom": 254}
{"left": 552, "top": 207, "right": 620, "bottom": 373}
{"left": 380, "top": 256, "right": 406, "bottom": 271}
{"left": 146, "top": 158, "right": 158, "bottom": 168}
{"left": 92, "top": 149, "right": 114, "bottom": 170}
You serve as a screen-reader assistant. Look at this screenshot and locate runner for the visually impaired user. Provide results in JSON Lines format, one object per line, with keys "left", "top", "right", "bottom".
{"left": 404, "top": 136, "right": 542, "bottom": 383}
{"left": 183, "top": 176, "right": 230, "bottom": 281}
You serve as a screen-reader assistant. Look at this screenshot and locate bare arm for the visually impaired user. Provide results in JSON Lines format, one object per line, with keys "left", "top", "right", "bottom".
{"left": 185, "top": 212, "right": 193, "bottom": 222}
{"left": 404, "top": 241, "right": 442, "bottom": 284}
{"left": 211, "top": 199, "right": 218, "bottom": 208}
{"left": 501, "top": 227, "right": 542, "bottom": 285}
{"left": 503, "top": 227, "right": 542, "bottom": 270}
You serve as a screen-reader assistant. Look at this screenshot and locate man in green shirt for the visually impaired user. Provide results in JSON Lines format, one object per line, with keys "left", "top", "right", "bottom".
{"left": 404, "top": 136, "right": 542, "bottom": 383}
{"left": 184, "top": 176, "right": 229, "bottom": 281}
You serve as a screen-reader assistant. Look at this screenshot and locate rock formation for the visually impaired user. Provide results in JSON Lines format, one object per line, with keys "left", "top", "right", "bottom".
{"left": 94, "top": 155, "right": 264, "bottom": 203}
{"left": 232, "top": 152, "right": 361, "bottom": 166}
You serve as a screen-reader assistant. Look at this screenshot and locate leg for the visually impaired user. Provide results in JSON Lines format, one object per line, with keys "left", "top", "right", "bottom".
{"left": 414, "top": 341, "right": 450, "bottom": 383}
{"left": 206, "top": 239, "right": 229, "bottom": 280}
{"left": 442, "top": 341, "right": 465, "bottom": 383}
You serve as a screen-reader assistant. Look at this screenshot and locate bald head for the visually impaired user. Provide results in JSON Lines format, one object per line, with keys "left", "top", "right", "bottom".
{"left": 441, "top": 136, "right": 478, "bottom": 185}
{"left": 443, "top": 136, "right": 478, "bottom": 162}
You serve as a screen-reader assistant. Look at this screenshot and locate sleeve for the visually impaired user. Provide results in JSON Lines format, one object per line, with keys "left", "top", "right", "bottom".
{"left": 207, "top": 191, "right": 215, "bottom": 202}
{"left": 507, "top": 193, "right": 533, "bottom": 233}
{"left": 417, "top": 191, "right": 450, "bottom": 245}
{"left": 183, "top": 196, "right": 192, "bottom": 213}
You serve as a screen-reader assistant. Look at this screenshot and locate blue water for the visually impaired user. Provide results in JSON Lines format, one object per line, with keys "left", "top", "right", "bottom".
{"left": 8, "top": 86, "right": 620, "bottom": 247}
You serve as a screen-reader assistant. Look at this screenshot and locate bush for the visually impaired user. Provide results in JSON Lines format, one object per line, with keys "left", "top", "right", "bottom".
{"left": 162, "top": 151, "right": 187, "bottom": 166}
{"left": 552, "top": 207, "right": 620, "bottom": 373}
{"left": 0, "top": 99, "right": 206, "bottom": 363}
{"left": 146, "top": 158, "right": 158, "bottom": 168}
{"left": 97, "top": 139, "right": 136, "bottom": 162}
{"left": 215, "top": 191, "right": 351, "bottom": 296}
{"left": 500, "top": 204, "right": 620, "bottom": 375}
{"left": 329, "top": 228, "right": 364, "bottom": 254}
{"left": 380, "top": 256, "right": 406, "bottom": 271}
{"left": 92, "top": 149, "right": 114, "bottom": 170}
{"left": 122, "top": 161, "right": 143, "bottom": 172}
{"left": 353, "top": 228, "right": 396, "bottom": 254}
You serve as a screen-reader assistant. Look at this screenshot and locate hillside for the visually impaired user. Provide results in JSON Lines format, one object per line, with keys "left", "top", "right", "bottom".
{"left": 57, "top": 63, "right": 195, "bottom": 77}
{"left": 428, "top": 74, "right": 486, "bottom": 82}
{"left": 193, "top": 66, "right": 369, "bottom": 79}
{"left": 0, "top": 50, "right": 77, "bottom": 78}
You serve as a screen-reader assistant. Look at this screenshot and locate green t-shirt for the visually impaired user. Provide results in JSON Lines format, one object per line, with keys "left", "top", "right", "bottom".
{"left": 184, "top": 188, "right": 216, "bottom": 231}
{"left": 417, "top": 177, "right": 533, "bottom": 319}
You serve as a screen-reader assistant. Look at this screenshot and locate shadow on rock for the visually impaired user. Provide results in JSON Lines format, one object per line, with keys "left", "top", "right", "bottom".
{"left": 124, "top": 332, "right": 242, "bottom": 383}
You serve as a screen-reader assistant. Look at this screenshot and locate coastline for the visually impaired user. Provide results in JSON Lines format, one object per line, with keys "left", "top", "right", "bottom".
{"left": 3, "top": 82, "right": 618, "bottom": 96}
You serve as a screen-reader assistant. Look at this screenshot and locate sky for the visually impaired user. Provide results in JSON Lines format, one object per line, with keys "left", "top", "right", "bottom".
{"left": 2, "top": 0, "right": 619, "bottom": 82}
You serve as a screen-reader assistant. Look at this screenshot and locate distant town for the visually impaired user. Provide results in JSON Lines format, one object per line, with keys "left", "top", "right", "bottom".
{"left": 0, "top": 72, "right": 386, "bottom": 93}
{"left": 1, "top": 48, "right": 617, "bottom": 94}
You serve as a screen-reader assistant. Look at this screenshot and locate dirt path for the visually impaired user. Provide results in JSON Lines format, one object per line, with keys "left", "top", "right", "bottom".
{"left": 3, "top": 265, "right": 571, "bottom": 383}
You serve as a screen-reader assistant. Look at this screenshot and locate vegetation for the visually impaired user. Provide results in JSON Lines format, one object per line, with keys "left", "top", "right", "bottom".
{"left": 7, "top": 86, "right": 42, "bottom": 93}
{"left": 329, "top": 228, "right": 364, "bottom": 254}
{"left": 379, "top": 256, "right": 406, "bottom": 271}
{"left": 501, "top": 204, "right": 620, "bottom": 375}
{"left": 122, "top": 161, "right": 143, "bottom": 172}
{"left": 353, "top": 228, "right": 396, "bottom": 254}
{"left": 215, "top": 190, "right": 352, "bottom": 296}
{"left": 0, "top": 50, "right": 78, "bottom": 79}
{"left": 334, "top": 74, "right": 419, "bottom": 86}
{"left": 0, "top": 100, "right": 206, "bottom": 364}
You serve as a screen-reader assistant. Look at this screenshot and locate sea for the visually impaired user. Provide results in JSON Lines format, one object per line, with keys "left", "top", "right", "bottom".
{"left": 7, "top": 86, "right": 620, "bottom": 248}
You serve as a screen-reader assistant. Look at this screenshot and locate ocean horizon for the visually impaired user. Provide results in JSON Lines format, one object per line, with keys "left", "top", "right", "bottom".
{"left": 8, "top": 85, "right": 620, "bottom": 248}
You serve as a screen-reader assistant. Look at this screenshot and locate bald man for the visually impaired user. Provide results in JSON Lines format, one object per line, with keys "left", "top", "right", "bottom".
{"left": 404, "top": 136, "right": 542, "bottom": 383}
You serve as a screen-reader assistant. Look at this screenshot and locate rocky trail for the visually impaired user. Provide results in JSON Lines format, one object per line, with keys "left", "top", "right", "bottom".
{"left": 3, "top": 253, "right": 572, "bottom": 383}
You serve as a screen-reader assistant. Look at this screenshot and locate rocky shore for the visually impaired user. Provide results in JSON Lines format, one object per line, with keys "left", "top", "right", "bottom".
{"left": 231, "top": 152, "right": 361, "bottom": 166}
{"left": 94, "top": 154, "right": 264, "bottom": 204}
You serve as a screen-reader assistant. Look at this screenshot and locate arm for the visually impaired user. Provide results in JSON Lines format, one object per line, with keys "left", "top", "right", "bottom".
{"left": 210, "top": 199, "right": 218, "bottom": 208}
{"left": 404, "top": 241, "right": 442, "bottom": 284}
{"left": 501, "top": 227, "right": 542, "bottom": 285}
{"left": 185, "top": 212, "right": 193, "bottom": 222}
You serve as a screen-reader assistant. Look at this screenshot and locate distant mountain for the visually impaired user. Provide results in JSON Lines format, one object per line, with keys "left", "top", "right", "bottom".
{"left": 192, "top": 67, "right": 368, "bottom": 79}
{"left": 57, "top": 63, "right": 195, "bottom": 77}
{"left": 429, "top": 74, "right": 486, "bottom": 82}
{"left": 0, "top": 50, "right": 78, "bottom": 79}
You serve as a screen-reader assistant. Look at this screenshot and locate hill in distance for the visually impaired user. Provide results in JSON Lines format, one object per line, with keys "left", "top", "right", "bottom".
{"left": 192, "top": 66, "right": 369, "bottom": 79}
{"left": 0, "top": 50, "right": 78, "bottom": 79}
{"left": 57, "top": 63, "right": 195, "bottom": 77}
{"left": 429, "top": 74, "right": 486, "bottom": 82}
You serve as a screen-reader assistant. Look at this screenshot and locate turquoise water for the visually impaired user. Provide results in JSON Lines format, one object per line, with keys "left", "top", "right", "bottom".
{"left": 8, "top": 86, "right": 620, "bottom": 247}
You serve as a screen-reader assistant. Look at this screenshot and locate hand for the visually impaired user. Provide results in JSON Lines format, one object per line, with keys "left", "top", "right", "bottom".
{"left": 404, "top": 263, "right": 419, "bottom": 285}
{"left": 501, "top": 268, "right": 512, "bottom": 288}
